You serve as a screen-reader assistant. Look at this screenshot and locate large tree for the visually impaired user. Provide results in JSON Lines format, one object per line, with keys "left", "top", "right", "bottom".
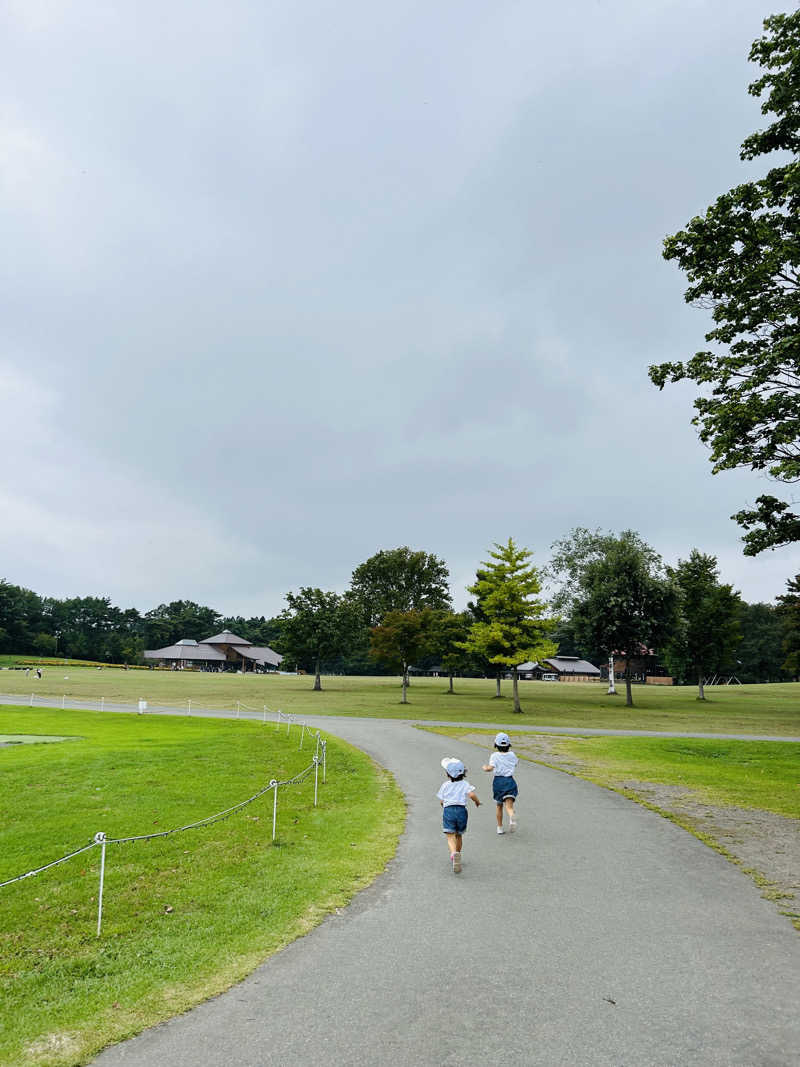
{"left": 280, "top": 588, "right": 356, "bottom": 691}
{"left": 649, "top": 11, "right": 800, "bottom": 555}
{"left": 462, "top": 539, "right": 557, "bottom": 713}
{"left": 666, "top": 550, "right": 742, "bottom": 699}
{"left": 428, "top": 610, "right": 473, "bottom": 694}
{"left": 369, "top": 609, "right": 436, "bottom": 704}
{"left": 349, "top": 547, "right": 451, "bottom": 626}
{"left": 549, "top": 529, "right": 682, "bottom": 707}
{"left": 737, "top": 601, "right": 787, "bottom": 682}
{"left": 777, "top": 573, "right": 800, "bottom": 677}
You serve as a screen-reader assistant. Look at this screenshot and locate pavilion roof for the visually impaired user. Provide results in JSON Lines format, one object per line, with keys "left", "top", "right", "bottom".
{"left": 237, "top": 645, "right": 283, "bottom": 666}
{"left": 202, "top": 631, "right": 250, "bottom": 646}
{"left": 143, "top": 643, "right": 225, "bottom": 661}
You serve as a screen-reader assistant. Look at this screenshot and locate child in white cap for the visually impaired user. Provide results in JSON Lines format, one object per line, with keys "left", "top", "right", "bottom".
{"left": 482, "top": 732, "right": 519, "bottom": 834}
{"left": 437, "top": 758, "right": 481, "bottom": 873}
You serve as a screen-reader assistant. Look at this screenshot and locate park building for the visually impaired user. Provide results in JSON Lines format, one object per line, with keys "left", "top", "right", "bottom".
{"left": 516, "top": 656, "right": 602, "bottom": 682}
{"left": 144, "top": 630, "right": 283, "bottom": 672}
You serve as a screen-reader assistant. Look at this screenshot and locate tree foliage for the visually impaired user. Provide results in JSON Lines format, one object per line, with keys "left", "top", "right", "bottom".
{"left": 280, "top": 588, "right": 356, "bottom": 691}
{"left": 649, "top": 11, "right": 800, "bottom": 554}
{"left": 427, "top": 610, "right": 473, "bottom": 693}
{"left": 369, "top": 609, "right": 436, "bottom": 703}
{"left": 462, "top": 539, "right": 556, "bottom": 713}
{"left": 777, "top": 573, "right": 800, "bottom": 676}
{"left": 349, "top": 547, "right": 451, "bottom": 626}
{"left": 665, "top": 550, "right": 742, "bottom": 697}
{"left": 549, "top": 529, "right": 681, "bottom": 707}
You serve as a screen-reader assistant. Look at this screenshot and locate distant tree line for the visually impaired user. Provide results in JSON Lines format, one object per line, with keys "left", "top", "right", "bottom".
{"left": 1, "top": 537, "right": 798, "bottom": 701}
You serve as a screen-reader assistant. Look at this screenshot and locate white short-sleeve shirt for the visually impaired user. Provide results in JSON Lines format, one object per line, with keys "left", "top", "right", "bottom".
{"left": 437, "top": 779, "right": 476, "bottom": 807}
{"left": 489, "top": 751, "right": 518, "bottom": 777}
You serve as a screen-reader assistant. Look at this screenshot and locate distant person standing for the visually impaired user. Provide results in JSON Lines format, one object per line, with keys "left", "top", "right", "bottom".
{"left": 437, "top": 758, "right": 481, "bottom": 874}
{"left": 35, "top": 668, "right": 42, "bottom": 679}
{"left": 483, "top": 732, "right": 519, "bottom": 834}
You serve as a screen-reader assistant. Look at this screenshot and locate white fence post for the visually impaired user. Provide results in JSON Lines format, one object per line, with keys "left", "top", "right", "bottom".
{"left": 100, "top": 696, "right": 105, "bottom": 712}
{"left": 236, "top": 701, "right": 240, "bottom": 719}
{"left": 299, "top": 723, "right": 305, "bottom": 750}
{"left": 322, "top": 740, "right": 327, "bottom": 784}
{"left": 95, "top": 832, "right": 107, "bottom": 936}
{"left": 286, "top": 715, "right": 291, "bottom": 735}
{"left": 29, "top": 693, "right": 34, "bottom": 707}
{"left": 314, "top": 757, "right": 319, "bottom": 807}
{"left": 270, "top": 780, "right": 278, "bottom": 841}
{"left": 187, "top": 699, "right": 191, "bottom": 716}
{"left": 62, "top": 695, "right": 66, "bottom": 709}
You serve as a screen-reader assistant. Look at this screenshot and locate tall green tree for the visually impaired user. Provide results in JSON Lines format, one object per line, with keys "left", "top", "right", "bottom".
{"left": 777, "top": 573, "right": 800, "bottom": 677}
{"left": 649, "top": 11, "right": 800, "bottom": 555}
{"left": 349, "top": 547, "right": 451, "bottom": 626}
{"left": 143, "top": 601, "right": 221, "bottom": 648}
{"left": 280, "top": 588, "right": 356, "bottom": 691}
{"left": 666, "top": 550, "right": 742, "bottom": 698}
{"left": 369, "top": 609, "right": 436, "bottom": 703}
{"left": 737, "top": 602, "right": 785, "bottom": 682}
{"left": 0, "top": 580, "right": 45, "bottom": 653}
{"left": 428, "top": 610, "right": 472, "bottom": 694}
{"left": 549, "top": 529, "right": 682, "bottom": 707}
{"left": 462, "top": 539, "right": 556, "bottom": 713}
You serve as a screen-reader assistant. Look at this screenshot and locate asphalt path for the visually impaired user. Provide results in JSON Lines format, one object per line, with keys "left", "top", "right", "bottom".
{"left": 91, "top": 715, "right": 800, "bottom": 1067}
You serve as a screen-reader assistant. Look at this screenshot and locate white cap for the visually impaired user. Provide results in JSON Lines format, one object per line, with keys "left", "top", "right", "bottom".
{"left": 441, "top": 757, "right": 465, "bottom": 777}
{"left": 494, "top": 732, "right": 511, "bottom": 747}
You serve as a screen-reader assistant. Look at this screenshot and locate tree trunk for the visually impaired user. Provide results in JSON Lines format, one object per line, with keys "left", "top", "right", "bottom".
{"left": 448, "top": 674, "right": 454, "bottom": 694}
{"left": 313, "top": 657, "right": 321, "bottom": 692}
{"left": 401, "top": 661, "right": 408, "bottom": 704}
{"left": 697, "top": 669, "right": 705, "bottom": 701}
{"left": 494, "top": 672, "right": 502, "bottom": 698}
{"left": 512, "top": 667, "right": 523, "bottom": 713}
{"left": 625, "top": 658, "right": 634, "bottom": 707}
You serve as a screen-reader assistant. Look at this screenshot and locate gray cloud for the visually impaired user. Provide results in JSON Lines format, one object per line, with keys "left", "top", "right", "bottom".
{"left": 2, "top": 0, "right": 795, "bottom": 616}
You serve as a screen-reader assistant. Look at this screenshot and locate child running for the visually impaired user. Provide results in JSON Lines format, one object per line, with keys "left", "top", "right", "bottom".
{"left": 437, "top": 758, "right": 480, "bottom": 873}
{"left": 482, "top": 732, "right": 519, "bottom": 834}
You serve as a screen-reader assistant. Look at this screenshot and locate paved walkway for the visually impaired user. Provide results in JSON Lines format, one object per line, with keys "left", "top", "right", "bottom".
{"left": 91, "top": 715, "right": 800, "bottom": 1067}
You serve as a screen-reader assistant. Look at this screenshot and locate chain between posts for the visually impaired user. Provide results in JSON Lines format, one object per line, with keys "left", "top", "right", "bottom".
{"left": 2, "top": 741, "right": 330, "bottom": 936}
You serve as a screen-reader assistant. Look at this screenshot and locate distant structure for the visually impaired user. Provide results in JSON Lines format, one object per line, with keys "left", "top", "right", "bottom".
{"left": 516, "top": 656, "right": 602, "bottom": 682}
{"left": 144, "top": 630, "right": 282, "bottom": 672}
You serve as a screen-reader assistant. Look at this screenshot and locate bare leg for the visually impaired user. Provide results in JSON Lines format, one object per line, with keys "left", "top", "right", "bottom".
{"left": 496, "top": 803, "right": 504, "bottom": 827}
{"left": 445, "top": 832, "right": 458, "bottom": 857}
{"left": 504, "top": 797, "right": 516, "bottom": 830}
{"left": 454, "top": 832, "right": 463, "bottom": 853}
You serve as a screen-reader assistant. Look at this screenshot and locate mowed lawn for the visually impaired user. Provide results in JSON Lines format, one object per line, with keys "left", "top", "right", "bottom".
{"left": 0, "top": 707, "right": 404, "bottom": 1067}
{"left": 425, "top": 726, "right": 800, "bottom": 818}
{"left": 2, "top": 667, "right": 799, "bottom": 734}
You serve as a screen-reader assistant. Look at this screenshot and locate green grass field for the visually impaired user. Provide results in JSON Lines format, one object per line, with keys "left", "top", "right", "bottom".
{"left": 0, "top": 706, "right": 404, "bottom": 1067}
{"left": 425, "top": 726, "right": 800, "bottom": 818}
{"left": 1, "top": 667, "right": 799, "bottom": 735}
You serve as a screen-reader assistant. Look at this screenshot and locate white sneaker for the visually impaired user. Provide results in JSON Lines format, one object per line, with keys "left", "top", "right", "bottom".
{"left": 452, "top": 851, "right": 462, "bottom": 873}
{"left": 496, "top": 827, "right": 504, "bottom": 835}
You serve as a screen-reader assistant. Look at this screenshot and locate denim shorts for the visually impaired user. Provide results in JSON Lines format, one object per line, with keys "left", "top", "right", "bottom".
{"left": 442, "top": 804, "right": 468, "bottom": 834}
{"left": 493, "top": 775, "right": 518, "bottom": 803}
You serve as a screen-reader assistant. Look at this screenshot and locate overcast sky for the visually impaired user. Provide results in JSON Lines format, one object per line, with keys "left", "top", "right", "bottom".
{"left": 1, "top": 0, "right": 796, "bottom": 617}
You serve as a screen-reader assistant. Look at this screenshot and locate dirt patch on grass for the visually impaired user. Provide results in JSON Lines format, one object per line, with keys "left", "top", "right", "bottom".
{"left": 459, "top": 732, "right": 800, "bottom": 930}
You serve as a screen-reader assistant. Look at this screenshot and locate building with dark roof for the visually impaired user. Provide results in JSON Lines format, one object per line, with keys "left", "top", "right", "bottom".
{"left": 517, "top": 656, "right": 602, "bottom": 682}
{"left": 144, "top": 630, "right": 282, "bottom": 672}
